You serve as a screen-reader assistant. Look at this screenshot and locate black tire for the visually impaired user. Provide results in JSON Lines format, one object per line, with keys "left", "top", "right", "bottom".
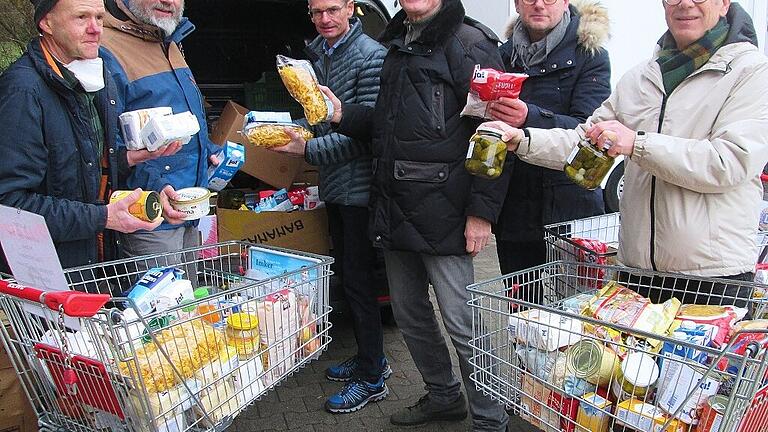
{"left": 604, "top": 161, "right": 624, "bottom": 213}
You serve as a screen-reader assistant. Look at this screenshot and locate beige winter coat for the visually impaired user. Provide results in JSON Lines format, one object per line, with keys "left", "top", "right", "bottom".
{"left": 516, "top": 41, "right": 768, "bottom": 277}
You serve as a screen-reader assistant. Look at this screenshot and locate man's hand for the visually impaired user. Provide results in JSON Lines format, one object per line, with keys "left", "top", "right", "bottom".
{"left": 159, "top": 185, "right": 188, "bottom": 225}
{"left": 126, "top": 141, "right": 182, "bottom": 167}
{"left": 488, "top": 97, "right": 528, "bottom": 128}
{"left": 465, "top": 215, "right": 492, "bottom": 257}
{"left": 586, "top": 121, "right": 635, "bottom": 158}
{"left": 477, "top": 121, "right": 525, "bottom": 152}
{"left": 318, "top": 85, "right": 342, "bottom": 124}
{"left": 105, "top": 188, "right": 163, "bottom": 233}
{"left": 209, "top": 153, "right": 221, "bottom": 167}
{"left": 269, "top": 128, "right": 307, "bottom": 157}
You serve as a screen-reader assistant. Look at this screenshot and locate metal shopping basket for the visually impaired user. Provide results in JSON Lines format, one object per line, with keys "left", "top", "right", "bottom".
{"left": 0, "top": 241, "right": 332, "bottom": 432}
{"left": 468, "top": 261, "right": 768, "bottom": 432}
{"left": 544, "top": 213, "right": 620, "bottom": 265}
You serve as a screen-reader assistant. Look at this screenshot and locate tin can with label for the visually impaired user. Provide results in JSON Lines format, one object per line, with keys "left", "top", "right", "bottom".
{"left": 697, "top": 394, "right": 727, "bottom": 432}
{"left": 110, "top": 190, "right": 162, "bottom": 222}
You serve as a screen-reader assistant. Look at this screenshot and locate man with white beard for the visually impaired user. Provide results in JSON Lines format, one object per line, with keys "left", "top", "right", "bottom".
{"left": 100, "top": 0, "right": 220, "bottom": 264}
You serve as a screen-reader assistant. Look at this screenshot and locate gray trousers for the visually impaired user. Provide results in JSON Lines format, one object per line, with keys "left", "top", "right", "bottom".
{"left": 120, "top": 226, "right": 201, "bottom": 285}
{"left": 383, "top": 250, "right": 508, "bottom": 432}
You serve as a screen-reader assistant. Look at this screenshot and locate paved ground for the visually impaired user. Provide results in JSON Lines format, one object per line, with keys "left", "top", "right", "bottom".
{"left": 230, "top": 236, "right": 538, "bottom": 432}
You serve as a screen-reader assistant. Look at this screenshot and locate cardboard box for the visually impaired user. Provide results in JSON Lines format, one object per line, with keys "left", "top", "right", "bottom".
{"left": 217, "top": 208, "right": 329, "bottom": 255}
{"left": 1, "top": 321, "right": 38, "bottom": 432}
{"left": 210, "top": 101, "right": 304, "bottom": 189}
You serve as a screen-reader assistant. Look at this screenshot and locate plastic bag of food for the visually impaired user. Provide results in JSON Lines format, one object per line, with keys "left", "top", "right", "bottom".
{"left": 676, "top": 304, "right": 747, "bottom": 347}
{"left": 461, "top": 65, "right": 528, "bottom": 119}
{"left": 276, "top": 55, "right": 332, "bottom": 125}
{"left": 242, "top": 111, "right": 314, "bottom": 147}
{"left": 571, "top": 238, "right": 609, "bottom": 288}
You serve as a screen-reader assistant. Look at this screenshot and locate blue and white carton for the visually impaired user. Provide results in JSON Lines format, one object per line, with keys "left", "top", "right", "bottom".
{"left": 207, "top": 141, "right": 245, "bottom": 192}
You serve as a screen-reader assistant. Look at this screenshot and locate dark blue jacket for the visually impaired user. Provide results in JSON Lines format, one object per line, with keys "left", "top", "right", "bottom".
{"left": 0, "top": 40, "right": 120, "bottom": 270}
{"left": 302, "top": 18, "right": 385, "bottom": 207}
{"left": 494, "top": 3, "right": 611, "bottom": 242}
{"left": 101, "top": 0, "right": 219, "bottom": 230}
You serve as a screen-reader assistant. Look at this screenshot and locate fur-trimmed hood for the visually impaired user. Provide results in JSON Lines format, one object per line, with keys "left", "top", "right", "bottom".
{"left": 504, "top": 0, "right": 609, "bottom": 54}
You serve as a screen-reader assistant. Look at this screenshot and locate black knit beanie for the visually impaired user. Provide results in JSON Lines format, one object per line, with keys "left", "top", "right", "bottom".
{"left": 30, "top": 0, "right": 60, "bottom": 29}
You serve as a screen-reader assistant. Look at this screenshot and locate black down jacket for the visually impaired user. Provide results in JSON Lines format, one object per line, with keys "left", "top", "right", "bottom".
{"left": 337, "top": 0, "right": 506, "bottom": 255}
{"left": 302, "top": 18, "right": 385, "bottom": 207}
{"left": 494, "top": 3, "right": 611, "bottom": 242}
{"left": 0, "top": 40, "right": 121, "bottom": 271}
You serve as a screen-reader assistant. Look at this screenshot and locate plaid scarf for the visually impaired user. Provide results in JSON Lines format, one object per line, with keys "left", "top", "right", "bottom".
{"left": 656, "top": 17, "right": 730, "bottom": 94}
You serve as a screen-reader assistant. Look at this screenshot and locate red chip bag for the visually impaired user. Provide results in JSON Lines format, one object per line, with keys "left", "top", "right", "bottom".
{"left": 571, "top": 237, "right": 608, "bottom": 288}
{"left": 461, "top": 65, "right": 528, "bottom": 119}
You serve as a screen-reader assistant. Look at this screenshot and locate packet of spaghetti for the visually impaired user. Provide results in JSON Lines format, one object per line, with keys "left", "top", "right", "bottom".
{"left": 276, "top": 55, "right": 332, "bottom": 125}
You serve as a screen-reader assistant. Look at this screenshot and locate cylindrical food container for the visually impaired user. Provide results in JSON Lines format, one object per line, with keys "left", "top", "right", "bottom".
{"left": 566, "top": 339, "right": 620, "bottom": 386}
{"left": 226, "top": 312, "right": 260, "bottom": 359}
{"left": 109, "top": 190, "right": 162, "bottom": 222}
{"left": 170, "top": 187, "right": 212, "bottom": 220}
{"left": 564, "top": 136, "right": 615, "bottom": 190}
{"left": 698, "top": 394, "right": 727, "bottom": 432}
{"left": 612, "top": 351, "right": 659, "bottom": 399}
{"left": 465, "top": 127, "right": 508, "bottom": 179}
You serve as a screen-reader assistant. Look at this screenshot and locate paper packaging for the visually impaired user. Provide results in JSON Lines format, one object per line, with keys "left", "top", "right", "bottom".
{"left": 217, "top": 206, "right": 329, "bottom": 255}
{"left": 576, "top": 392, "right": 612, "bottom": 432}
{"left": 519, "top": 375, "right": 578, "bottom": 432}
{"left": 132, "top": 378, "right": 201, "bottom": 432}
{"left": 657, "top": 352, "right": 720, "bottom": 424}
{"left": 119, "top": 107, "right": 173, "bottom": 150}
{"left": 508, "top": 309, "right": 582, "bottom": 351}
{"left": 257, "top": 289, "right": 298, "bottom": 387}
{"left": 0, "top": 321, "right": 38, "bottom": 432}
{"left": 615, "top": 399, "right": 688, "bottom": 432}
{"left": 141, "top": 111, "right": 200, "bottom": 152}
{"left": 232, "top": 355, "right": 266, "bottom": 405}
{"left": 209, "top": 101, "right": 304, "bottom": 189}
{"left": 207, "top": 141, "right": 245, "bottom": 192}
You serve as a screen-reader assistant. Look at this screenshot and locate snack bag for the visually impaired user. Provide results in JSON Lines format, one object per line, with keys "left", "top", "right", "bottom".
{"left": 676, "top": 304, "right": 747, "bottom": 347}
{"left": 276, "top": 55, "right": 332, "bottom": 125}
{"left": 571, "top": 237, "right": 609, "bottom": 288}
{"left": 461, "top": 65, "right": 528, "bottom": 119}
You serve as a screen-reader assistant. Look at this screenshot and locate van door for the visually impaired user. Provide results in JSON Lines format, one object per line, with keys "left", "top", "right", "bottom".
{"left": 354, "top": 0, "right": 394, "bottom": 38}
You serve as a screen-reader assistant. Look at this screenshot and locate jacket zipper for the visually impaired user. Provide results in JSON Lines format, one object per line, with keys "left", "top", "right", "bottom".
{"left": 649, "top": 95, "right": 668, "bottom": 271}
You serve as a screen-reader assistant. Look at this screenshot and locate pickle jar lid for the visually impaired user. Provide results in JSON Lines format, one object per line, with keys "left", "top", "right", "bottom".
{"left": 474, "top": 126, "right": 505, "bottom": 138}
{"left": 227, "top": 312, "right": 259, "bottom": 330}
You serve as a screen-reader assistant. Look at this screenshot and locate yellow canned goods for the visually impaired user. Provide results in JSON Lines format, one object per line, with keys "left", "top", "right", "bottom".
{"left": 109, "top": 190, "right": 162, "bottom": 222}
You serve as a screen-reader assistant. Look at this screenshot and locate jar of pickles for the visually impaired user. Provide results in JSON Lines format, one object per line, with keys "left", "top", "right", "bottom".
{"left": 465, "top": 127, "right": 508, "bottom": 179}
{"left": 564, "top": 135, "right": 616, "bottom": 190}
{"left": 226, "top": 312, "right": 260, "bottom": 358}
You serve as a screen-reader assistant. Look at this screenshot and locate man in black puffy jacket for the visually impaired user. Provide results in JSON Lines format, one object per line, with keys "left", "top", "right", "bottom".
{"left": 317, "top": 0, "right": 508, "bottom": 429}
{"left": 271, "top": 0, "right": 388, "bottom": 415}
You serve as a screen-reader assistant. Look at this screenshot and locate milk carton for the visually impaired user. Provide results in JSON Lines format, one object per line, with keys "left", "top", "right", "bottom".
{"left": 141, "top": 111, "right": 200, "bottom": 151}
{"left": 119, "top": 107, "right": 172, "bottom": 150}
{"left": 207, "top": 141, "right": 245, "bottom": 192}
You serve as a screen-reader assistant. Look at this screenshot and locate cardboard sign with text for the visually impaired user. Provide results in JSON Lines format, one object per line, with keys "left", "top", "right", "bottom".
{"left": 210, "top": 101, "right": 304, "bottom": 189}
{"left": 217, "top": 208, "right": 329, "bottom": 255}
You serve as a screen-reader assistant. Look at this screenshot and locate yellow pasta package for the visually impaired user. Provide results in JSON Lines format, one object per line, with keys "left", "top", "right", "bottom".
{"left": 244, "top": 122, "right": 314, "bottom": 148}
{"left": 276, "top": 55, "right": 332, "bottom": 125}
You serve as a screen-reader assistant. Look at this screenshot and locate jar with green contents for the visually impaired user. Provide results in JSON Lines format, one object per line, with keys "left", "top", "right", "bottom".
{"left": 564, "top": 136, "right": 615, "bottom": 190}
{"left": 465, "top": 127, "right": 508, "bottom": 179}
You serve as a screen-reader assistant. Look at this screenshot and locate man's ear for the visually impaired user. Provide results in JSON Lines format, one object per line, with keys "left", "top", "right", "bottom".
{"left": 38, "top": 15, "right": 54, "bottom": 37}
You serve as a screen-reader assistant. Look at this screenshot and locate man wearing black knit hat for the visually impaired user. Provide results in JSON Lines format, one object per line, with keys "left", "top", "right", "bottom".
{"left": 0, "top": 0, "right": 164, "bottom": 273}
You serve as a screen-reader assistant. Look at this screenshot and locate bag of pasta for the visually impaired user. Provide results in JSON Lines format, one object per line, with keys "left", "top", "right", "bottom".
{"left": 276, "top": 55, "right": 332, "bottom": 125}
{"left": 242, "top": 111, "right": 313, "bottom": 147}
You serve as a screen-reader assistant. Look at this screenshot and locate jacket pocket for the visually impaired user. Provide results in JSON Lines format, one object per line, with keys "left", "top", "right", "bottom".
{"left": 393, "top": 160, "right": 449, "bottom": 183}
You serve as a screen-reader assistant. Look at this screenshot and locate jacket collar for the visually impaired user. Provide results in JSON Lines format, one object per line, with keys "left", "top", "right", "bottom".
{"left": 105, "top": 0, "right": 194, "bottom": 44}
{"left": 27, "top": 38, "right": 77, "bottom": 94}
{"left": 305, "top": 17, "right": 364, "bottom": 61}
{"left": 380, "top": 0, "right": 465, "bottom": 48}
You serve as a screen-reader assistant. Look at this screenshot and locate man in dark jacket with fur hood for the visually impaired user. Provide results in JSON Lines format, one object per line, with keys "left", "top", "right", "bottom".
{"left": 490, "top": 0, "right": 611, "bottom": 282}
{"left": 321, "top": 0, "right": 508, "bottom": 429}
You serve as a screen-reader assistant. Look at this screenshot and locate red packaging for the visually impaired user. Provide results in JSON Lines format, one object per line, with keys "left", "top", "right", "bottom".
{"left": 571, "top": 237, "right": 609, "bottom": 288}
{"left": 461, "top": 65, "right": 528, "bottom": 119}
{"left": 546, "top": 391, "right": 579, "bottom": 432}
{"left": 738, "top": 384, "right": 768, "bottom": 432}
{"left": 288, "top": 187, "right": 307, "bottom": 206}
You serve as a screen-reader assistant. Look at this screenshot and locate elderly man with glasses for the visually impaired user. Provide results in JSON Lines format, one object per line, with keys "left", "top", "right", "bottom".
{"left": 483, "top": 0, "right": 768, "bottom": 304}
{"left": 490, "top": 0, "right": 611, "bottom": 286}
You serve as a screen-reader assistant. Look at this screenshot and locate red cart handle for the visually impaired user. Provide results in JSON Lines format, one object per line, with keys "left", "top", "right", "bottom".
{"left": 0, "top": 280, "right": 109, "bottom": 318}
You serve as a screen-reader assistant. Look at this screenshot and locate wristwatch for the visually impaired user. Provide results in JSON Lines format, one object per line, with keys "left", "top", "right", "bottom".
{"left": 634, "top": 130, "right": 648, "bottom": 149}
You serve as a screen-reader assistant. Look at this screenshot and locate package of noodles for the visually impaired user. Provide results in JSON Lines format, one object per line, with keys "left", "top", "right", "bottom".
{"left": 276, "top": 55, "right": 332, "bottom": 125}
{"left": 242, "top": 116, "right": 314, "bottom": 148}
{"left": 120, "top": 319, "right": 222, "bottom": 393}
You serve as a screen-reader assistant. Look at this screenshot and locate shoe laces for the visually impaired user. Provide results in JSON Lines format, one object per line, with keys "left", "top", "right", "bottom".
{"left": 409, "top": 394, "right": 431, "bottom": 411}
{"left": 337, "top": 356, "right": 359, "bottom": 370}
{"left": 339, "top": 379, "right": 374, "bottom": 403}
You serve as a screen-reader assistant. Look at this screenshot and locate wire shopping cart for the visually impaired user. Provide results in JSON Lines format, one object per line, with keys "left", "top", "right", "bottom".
{"left": 543, "top": 213, "right": 620, "bottom": 265}
{"left": 0, "top": 241, "right": 332, "bottom": 432}
{"left": 468, "top": 261, "right": 768, "bottom": 432}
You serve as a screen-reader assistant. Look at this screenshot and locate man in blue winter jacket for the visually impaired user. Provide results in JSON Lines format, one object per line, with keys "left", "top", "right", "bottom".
{"left": 100, "top": 0, "right": 221, "bottom": 262}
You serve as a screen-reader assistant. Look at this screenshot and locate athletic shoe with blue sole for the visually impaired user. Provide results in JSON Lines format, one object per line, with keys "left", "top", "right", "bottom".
{"left": 325, "top": 377, "right": 389, "bottom": 413}
{"left": 325, "top": 355, "right": 392, "bottom": 382}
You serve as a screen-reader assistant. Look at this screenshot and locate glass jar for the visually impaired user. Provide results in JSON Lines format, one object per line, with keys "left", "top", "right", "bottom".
{"left": 465, "top": 127, "right": 508, "bottom": 179}
{"left": 564, "top": 137, "right": 616, "bottom": 190}
{"left": 226, "top": 312, "right": 260, "bottom": 358}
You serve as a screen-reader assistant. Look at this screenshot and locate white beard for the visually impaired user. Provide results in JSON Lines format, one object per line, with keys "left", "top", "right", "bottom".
{"left": 127, "top": 1, "right": 185, "bottom": 36}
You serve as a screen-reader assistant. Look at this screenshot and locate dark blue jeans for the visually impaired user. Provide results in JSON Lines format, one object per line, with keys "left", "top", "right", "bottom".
{"left": 327, "top": 203, "right": 383, "bottom": 381}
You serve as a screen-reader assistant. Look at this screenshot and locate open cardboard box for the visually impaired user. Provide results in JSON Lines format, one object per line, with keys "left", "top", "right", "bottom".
{"left": 210, "top": 101, "right": 304, "bottom": 190}
{"left": 217, "top": 207, "right": 328, "bottom": 255}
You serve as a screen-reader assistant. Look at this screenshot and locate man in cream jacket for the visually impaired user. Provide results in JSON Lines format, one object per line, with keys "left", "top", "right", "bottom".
{"left": 483, "top": 0, "right": 768, "bottom": 304}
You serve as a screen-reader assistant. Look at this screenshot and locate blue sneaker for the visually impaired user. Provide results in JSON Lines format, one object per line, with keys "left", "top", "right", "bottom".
{"left": 325, "top": 356, "right": 393, "bottom": 382}
{"left": 325, "top": 377, "right": 389, "bottom": 413}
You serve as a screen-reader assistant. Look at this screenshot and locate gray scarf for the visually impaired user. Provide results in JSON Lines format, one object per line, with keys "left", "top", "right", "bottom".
{"left": 509, "top": 9, "right": 571, "bottom": 70}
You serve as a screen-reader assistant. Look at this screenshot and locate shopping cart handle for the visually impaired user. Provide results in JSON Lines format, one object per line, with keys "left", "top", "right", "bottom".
{"left": 0, "top": 280, "right": 108, "bottom": 317}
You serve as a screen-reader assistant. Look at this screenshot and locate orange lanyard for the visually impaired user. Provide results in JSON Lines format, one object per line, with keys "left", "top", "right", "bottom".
{"left": 39, "top": 40, "right": 63, "bottom": 79}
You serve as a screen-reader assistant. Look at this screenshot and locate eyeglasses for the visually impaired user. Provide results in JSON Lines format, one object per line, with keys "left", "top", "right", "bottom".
{"left": 663, "top": 0, "right": 708, "bottom": 5}
{"left": 309, "top": 2, "right": 350, "bottom": 19}
{"left": 520, "top": 0, "right": 561, "bottom": 5}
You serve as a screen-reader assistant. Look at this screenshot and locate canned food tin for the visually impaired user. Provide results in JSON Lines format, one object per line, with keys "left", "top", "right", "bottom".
{"left": 109, "top": 190, "right": 162, "bottom": 222}
{"left": 170, "top": 187, "right": 212, "bottom": 220}
{"left": 566, "top": 339, "right": 620, "bottom": 387}
{"left": 698, "top": 394, "right": 727, "bottom": 432}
